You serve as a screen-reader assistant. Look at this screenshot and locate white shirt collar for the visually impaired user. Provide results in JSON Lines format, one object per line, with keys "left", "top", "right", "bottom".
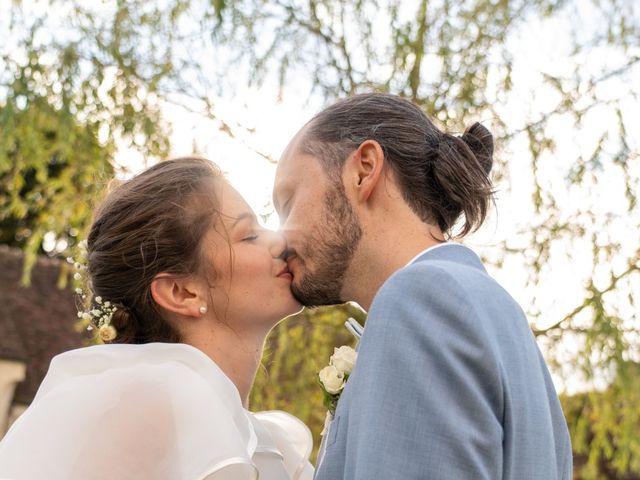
{"left": 404, "top": 242, "right": 459, "bottom": 267}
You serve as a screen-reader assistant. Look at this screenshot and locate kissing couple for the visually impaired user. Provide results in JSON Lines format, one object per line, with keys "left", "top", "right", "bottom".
{"left": 0, "top": 93, "right": 572, "bottom": 479}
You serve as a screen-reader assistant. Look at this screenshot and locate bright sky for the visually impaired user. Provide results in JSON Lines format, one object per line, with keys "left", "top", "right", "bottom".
{"left": 114, "top": 89, "right": 319, "bottom": 230}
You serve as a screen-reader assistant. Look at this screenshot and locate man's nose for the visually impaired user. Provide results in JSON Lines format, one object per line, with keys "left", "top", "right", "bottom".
{"left": 267, "top": 230, "right": 288, "bottom": 259}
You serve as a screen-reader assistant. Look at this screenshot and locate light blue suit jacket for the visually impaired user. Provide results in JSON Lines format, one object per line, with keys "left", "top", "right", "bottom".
{"left": 315, "top": 244, "right": 572, "bottom": 479}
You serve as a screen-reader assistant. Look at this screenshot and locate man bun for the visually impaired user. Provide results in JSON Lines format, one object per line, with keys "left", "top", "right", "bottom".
{"left": 461, "top": 122, "right": 494, "bottom": 176}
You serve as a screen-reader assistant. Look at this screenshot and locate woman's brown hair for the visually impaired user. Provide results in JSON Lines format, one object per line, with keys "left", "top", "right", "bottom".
{"left": 86, "top": 157, "right": 222, "bottom": 344}
{"left": 300, "top": 93, "right": 495, "bottom": 238}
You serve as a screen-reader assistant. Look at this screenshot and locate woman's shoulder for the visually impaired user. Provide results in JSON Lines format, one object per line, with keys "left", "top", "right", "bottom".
{"left": 30, "top": 343, "right": 243, "bottom": 426}
{"left": 2, "top": 343, "right": 260, "bottom": 480}
{"left": 40, "top": 343, "right": 237, "bottom": 397}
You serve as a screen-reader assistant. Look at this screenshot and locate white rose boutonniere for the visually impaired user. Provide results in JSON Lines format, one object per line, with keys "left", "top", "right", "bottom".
{"left": 330, "top": 345, "right": 357, "bottom": 374}
{"left": 318, "top": 345, "right": 358, "bottom": 415}
{"left": 319, "top": 365, "right": 345, "bottom": 394}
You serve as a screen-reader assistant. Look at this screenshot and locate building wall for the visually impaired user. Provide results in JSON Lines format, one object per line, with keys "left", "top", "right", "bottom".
{"left": 7, "top": 403, "right": 28, "bottom": 432}
{"left": 0, "top": 359, "right": 26, "bottom": 437}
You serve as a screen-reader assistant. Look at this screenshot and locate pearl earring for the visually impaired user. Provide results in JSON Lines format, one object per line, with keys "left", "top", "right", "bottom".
{"left": 199, "top": 306, "right": 208, "bottom": 315}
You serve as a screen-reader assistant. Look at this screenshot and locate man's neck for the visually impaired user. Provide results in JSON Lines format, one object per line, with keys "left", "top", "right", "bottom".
{"left": 342, "top": 222, "right": 444, "bottom": 310}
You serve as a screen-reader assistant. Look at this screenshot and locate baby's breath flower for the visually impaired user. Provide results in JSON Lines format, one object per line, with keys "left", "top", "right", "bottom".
{"left": 70, "top": 242, "right": 118, "bottom": 340}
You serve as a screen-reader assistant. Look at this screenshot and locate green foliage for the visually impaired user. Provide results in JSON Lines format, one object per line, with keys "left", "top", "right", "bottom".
{"left": 563, "top": 362, "right": 640, "bottom": 479}
{"left": 0, "top": 57, "right": 115, "bottom": 282}
{"left": 0, "top": 1, "right": 173, "bottom": 278}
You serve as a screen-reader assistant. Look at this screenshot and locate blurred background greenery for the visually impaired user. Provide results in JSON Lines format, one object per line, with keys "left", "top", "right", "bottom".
{"left": 1, "top": 0, "right": 638, "bottom": 477}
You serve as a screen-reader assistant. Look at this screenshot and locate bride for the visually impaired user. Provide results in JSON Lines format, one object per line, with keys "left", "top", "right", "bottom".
{"left": 0, "top": 157, "right": 313, "bottom": 479}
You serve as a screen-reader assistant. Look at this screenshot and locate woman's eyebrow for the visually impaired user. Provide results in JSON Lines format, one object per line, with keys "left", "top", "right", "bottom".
{"left": 230, "top": 212, "right": 257, "bottom": 228}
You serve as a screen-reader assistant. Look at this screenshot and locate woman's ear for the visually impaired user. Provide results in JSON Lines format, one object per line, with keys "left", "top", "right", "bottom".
{"left": 150, "top": 273, "right": 205, "bottom": 319}
{"left": 346, "top": 139, "right": 386, "bottom": 203}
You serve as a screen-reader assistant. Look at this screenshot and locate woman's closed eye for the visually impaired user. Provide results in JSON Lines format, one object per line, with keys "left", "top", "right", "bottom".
{"left": 242, "top": 232, "right": 259, "bottom": 242}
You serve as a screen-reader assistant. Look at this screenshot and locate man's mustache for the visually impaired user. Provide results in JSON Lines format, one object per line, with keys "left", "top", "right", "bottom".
{"left": 283, "top": 248, "right": 298, "bottom": 262}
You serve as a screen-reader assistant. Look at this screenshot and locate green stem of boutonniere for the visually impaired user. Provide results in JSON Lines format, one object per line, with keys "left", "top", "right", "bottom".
{"left": 321, "top": 373, "right": 350, "bottom": 416}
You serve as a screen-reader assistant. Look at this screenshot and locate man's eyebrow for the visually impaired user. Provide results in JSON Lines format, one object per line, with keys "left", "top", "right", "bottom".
{"left": 273, "top": 181, "right": 292, "bottom": 213}
{"left": 272, "top": 183, "right": 283, "bottom": 212}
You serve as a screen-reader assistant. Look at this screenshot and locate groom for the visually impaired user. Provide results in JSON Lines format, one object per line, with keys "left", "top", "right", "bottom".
{"left": 273, "top": 93, "right": 572, "bottom": 479}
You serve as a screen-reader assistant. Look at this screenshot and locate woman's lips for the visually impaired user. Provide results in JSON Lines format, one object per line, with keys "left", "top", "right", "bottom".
{"left": 277, "top": 265, "right": 293, "bottom": 279}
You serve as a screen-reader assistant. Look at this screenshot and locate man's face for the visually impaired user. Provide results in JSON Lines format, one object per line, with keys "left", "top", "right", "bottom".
{"left": 273, "top": 139, "right": 362, "bottom": 306}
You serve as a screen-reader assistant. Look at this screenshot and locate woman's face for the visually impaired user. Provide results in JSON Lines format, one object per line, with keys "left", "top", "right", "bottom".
{"left": 203, "top": 181, "right": 302, "bottom": 330}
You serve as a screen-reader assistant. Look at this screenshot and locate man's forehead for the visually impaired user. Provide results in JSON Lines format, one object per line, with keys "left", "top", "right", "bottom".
{"left": 275, "top": 129, "right": 309, "bottom": 185}
{"left": 274, "top": 148, "right": 305, "bottom": 201}
{"left": 278, "top": 126, "right": 307, "bottom": 165}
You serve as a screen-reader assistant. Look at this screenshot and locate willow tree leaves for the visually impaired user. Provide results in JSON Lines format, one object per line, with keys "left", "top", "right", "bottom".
{"left": 2, "top": 1, "right": 638, "bottom": 475}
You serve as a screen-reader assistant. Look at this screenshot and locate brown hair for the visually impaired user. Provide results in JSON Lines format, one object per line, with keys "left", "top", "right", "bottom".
{"left": 86, "top": 157, "right": 222, "bottom": 344}
{"left": 300, "top": 93, "right": 494, "bottom": 237}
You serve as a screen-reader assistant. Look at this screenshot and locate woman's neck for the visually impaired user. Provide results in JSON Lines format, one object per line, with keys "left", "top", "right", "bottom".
{"left": 184, "top": 324, "right": 266, "bottom": 408}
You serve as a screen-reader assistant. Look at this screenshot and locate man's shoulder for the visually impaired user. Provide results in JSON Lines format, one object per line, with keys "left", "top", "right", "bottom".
{"left": 366, "top": 261, "right": 470, "bottom": 339}
{"left": 374, "top": 252, "right": 481, "bottom": 306}
{"left": 367, "top": 248, "right": 509, "bottom": 341}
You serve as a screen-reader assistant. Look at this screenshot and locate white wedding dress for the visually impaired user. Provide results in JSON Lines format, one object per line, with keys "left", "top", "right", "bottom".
{"left": 0, "top": 343, "right": 314, "bottom": 480}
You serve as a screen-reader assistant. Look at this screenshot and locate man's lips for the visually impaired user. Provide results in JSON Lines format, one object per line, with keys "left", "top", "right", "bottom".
{"left": 284, "top": 254, "right": 300, "bottom": 276}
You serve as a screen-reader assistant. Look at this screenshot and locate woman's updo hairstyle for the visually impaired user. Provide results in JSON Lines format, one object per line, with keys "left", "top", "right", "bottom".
{"left": 299, "top": 93, "right": 495, "bottom": 237}
{"left": 86, "top": 157, "right": 222, "bottom": 344}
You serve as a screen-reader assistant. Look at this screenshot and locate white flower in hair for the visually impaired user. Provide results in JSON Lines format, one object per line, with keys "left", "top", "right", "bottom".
{"left": 99, "top": 325, "right": 117, "bottom": 342}
{"left": 70, "top": 240, "right": 118, "bottom": 342}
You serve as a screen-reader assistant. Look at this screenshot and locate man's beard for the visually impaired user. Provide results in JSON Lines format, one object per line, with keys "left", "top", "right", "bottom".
{"left": 291, "top": 182, "right": 363, "bottom": 306}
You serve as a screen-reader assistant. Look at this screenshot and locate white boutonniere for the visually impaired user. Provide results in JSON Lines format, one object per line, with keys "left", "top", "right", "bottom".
{"left": 318, "top": 345, "right": 358, "bottom": 416}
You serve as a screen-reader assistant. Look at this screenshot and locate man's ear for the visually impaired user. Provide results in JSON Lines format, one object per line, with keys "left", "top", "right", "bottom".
{"left": 346, "top": 139, "right": 386, "bottom": 203}
{"left": 150, "top": 273, "right": 205, "bottom": 319}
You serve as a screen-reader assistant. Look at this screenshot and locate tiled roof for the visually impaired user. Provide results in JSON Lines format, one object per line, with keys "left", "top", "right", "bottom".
{"left": 0, "top": 245, "right": 90, "bottom": 404}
